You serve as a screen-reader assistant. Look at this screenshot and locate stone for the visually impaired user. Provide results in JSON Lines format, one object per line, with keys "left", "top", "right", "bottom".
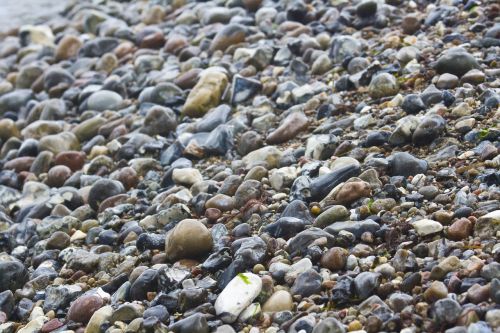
{"left": 39, "top": 132, "right": 80, "bottom": 155}
{"left": 312, "top": 317, "right": 346, "bottom": 333}
{"left": 231, "top": 75, "right": 262, "bottom": 104}
{"left": 210, "top": 24, "right": 246, "bottom": 52}
{"left": 0, "top": 261, "right": 29, "bottom": 292}
{"left": 142, "top": 106, "right": 177, "bottom": 136}
{"left": 369, "top": 73, "right": 399, "bottom": 99}
{"left": 172, "top": 168, "right": 203, "bottom": 186}
{"left": 214, "top": 273, "right": 262, "bottom": 323}
{"left": 412, "top": 219, "right": 443, "bottom": 236}
{"left": 242, "top": 146, "right": 282, "bottom": 169}
{"left": 433, "top": 298, "right": 462, "bottom": 325}
{"left": 474, "top": 210, "right": 500, "bottom": 239}
{"left": 183, "top": 70, "right": 228, "bottom": 118}
{"left": 55, "top": 35, "right": 82, "bottom": 61}
{"left": 314, "top": 206, "right": 350, "bottom": 228}
{"left": 169, "top": 313, "right": 209, "bottom": 333}
{"left": 354, "top": 272, "right": 381, "bottom": 300}
{"left": 165, "top": 219, "right": 213, "bottom": 261}
{"left": 435, "top": 50, "right": 480, "bottom": 77}
{"left": 320, "top": 247, "right": 348, "bottom": 271}
{"left": 46, "top": 231, "right": 70, "bottom": 250}
{"left": 332, "top": 181, "right": 371, "bottom": 206}
{"left": 356, "top": 0, "right": 377, "bottom": 18}
{"left": 447, "top": 218, "right": 473, "bottom": 240}
{"left": 87, "top": 90, "right": 123, "bottom": 111}
{"left": 234, "top": 180, "right": 263, "bottom": 207}
{"left": 262, "top": 290, "right": 293, "bottom": 312}
{"left": 85, "top": 305, "right": 113, "bottom": 333}
{"left": 88, "top": 179, "right": 125, "bottom": 211}
{"left": 266, "top": 111, "right": 308, "bottom": 144}
{"left": 412, "top": 114, "right": 446, "bottom": 146}
{"left": 389, "top": 152, "right": 428, "bottom": 177}
{"left": 290, "top": 269, "right": 322, "bottom": 297}
{"left": 67, "top": 295, "right": 104, "bottom": 324}
{"left": 424, "top": 281, "right": 448, "bottom": 303}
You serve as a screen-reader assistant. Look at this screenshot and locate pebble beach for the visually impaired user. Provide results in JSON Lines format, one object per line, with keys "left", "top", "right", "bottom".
{"left": 0, "top": 0, "right": 499, "bottom": 333}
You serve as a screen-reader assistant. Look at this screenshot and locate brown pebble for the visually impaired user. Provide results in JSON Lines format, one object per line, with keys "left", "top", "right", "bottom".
{"left": 54, "top": 151, "right": 86, "bottom": 172}
{"left": 46, "top": 165, "right": 72, "bottom": 187}
{"left": 446, "top": 218, "right": 473, "bottom": 240}
{"left": 320, "top": 247, "right": 347, "bottom": 271}
{"left": 67, "top": 295, "right": 104, "bottom": 324}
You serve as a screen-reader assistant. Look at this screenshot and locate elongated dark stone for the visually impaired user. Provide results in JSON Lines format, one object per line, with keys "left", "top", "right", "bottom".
{"left": 309, "top": 164, "right": 361, "bottom": 201}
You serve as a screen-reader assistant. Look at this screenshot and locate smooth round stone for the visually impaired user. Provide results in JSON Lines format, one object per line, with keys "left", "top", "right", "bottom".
{"left": 356, "top": 0, "right": 377, "bottom": 18}
{"left": 141, "top": 106, "right": 177, "bottom": 136}
{"left": 55, "top": 35, "right": 82, "bottom": 61}
{"left": 320, "top": 247, "right": 348, "bottom": 271}
{"left": 401, "top": 94, "right": 425, "bottom": 114}
{"left": 88, "top": 179, "right": 125, "bottom": 211}
{"left": 262, "top": 290, "right": 293, "bottom": 313}
{"left": 112, "top": 167, "right": 139, "bottom": 190}
{"left": 402, "top": 14, "right": 420, "bottom": 35}
{"left": 3, "top": 156, "right": 35, "bottom": 172}
{"left": 435, "top": 50, "right": 480, "bottom": 77}
{"left": 266, "top": 111, "right": 308, "bottom": 145}
{"left": 205, "top": 194, "right": 235, "bottom": 212}
{"left": 165, "top": 219, "right": 213, "bottom": 261}
{"left": 389, "top": 152, "right": 428, "bottom": 177}
{"left": 461, "top": 69, "right": 485, "bottom": 84}
{"left": 46, "top": 231, "right": 70, "bottom": 250}
{"left": 46, "top": 165, "right": 72, "bottom": 187}
{"left": 87, "top": 90, "right": 123, "bottom": 111}
{"left": 54, "top": 151, "right": 86, "bottom": 172}
{"left": 67, "top": 295, "right": 104, "bottom": 324}
{"left": 369, "top": 73, "right": 399, "bottom": 98}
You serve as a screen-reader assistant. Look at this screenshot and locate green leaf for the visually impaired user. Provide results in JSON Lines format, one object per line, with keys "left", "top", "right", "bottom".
{"left": 238, "top": 273, "right": 251, "bottom": 285}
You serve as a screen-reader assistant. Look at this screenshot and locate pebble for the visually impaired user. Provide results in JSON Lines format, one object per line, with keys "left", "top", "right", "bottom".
{"left": 0, "top": 1, "right": 497, "bottom": 332}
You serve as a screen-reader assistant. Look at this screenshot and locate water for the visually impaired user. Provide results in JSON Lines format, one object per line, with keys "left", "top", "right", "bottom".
{"left": 0, "top": 0, "right": 68, "bottom": 32}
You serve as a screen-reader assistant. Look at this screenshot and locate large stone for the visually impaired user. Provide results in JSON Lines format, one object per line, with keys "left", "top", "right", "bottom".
{"left": 435, "top": 49, "right": 480, "bottom": 77}
{"left": 210, "top": 24, "right": 246, "bottom": 52}
{"left": 214, "top": 273, "right": 262, "bottom": 323}
{"left": 165, "top": 219, "right": 213, "bottom": 261}
{"left": 182, "top": 70, "right": 228, "bottom": 118}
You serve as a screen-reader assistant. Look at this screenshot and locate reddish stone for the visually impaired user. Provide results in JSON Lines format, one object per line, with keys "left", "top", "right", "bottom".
{"left": 55, "top": 151, "right": 86, "bottom": 172}
{"left": 46, "top": 165, "right": 72, "bottom": 187}
{"left": 4, "top": 156, "right": 35, "bottom": 172}
{"left": 114, "top": 167, "right": 139, "bottom": 190}
{"left": 67, "top": 295, "right": 104, "bottom": 324}
{"left": 447, "top": 218, "right": 473, "bottom": 240}
{"left": 41, "top": 318, "right": 64, "bottom": 333}
{"left": 140, "top": 31, "right": 165, "bottom": 49}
